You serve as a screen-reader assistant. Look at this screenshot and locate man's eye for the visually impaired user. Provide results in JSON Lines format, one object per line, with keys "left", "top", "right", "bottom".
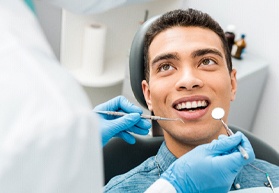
{"left": 158, "top": 64, "right": 174, "bottom": 72}
{"left": 201, "top": 58, "right": 216, "bottom": 66}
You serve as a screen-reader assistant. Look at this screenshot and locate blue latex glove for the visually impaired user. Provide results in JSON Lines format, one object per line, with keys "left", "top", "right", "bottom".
{"left": 161, "top": 132, "right": 255, "bottom": 193}
{"left": 93, "top": 96, "right": 151, "bottom": 146}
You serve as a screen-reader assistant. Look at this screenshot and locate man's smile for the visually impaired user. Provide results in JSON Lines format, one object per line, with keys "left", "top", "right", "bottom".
{"left": 174, "top": 100, "right": 208, "bottom": 111}
{"left": 172, "top": 96, "right": 210, "bottom": 120}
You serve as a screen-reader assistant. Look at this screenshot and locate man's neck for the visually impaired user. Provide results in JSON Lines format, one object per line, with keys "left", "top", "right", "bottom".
{"left": 164, "top": 135, "right": 198, "bottom": 158}
{"left": 163, "top": 131, "right": 225, "bottom": 158}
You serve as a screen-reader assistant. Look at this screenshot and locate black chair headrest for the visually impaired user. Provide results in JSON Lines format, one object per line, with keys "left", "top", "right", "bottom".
{"left": 129, "top": 16, "right": 160, "bottom": 109}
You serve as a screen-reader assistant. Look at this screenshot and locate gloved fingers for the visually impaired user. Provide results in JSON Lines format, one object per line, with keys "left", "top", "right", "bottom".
{"left": 127, "top": 126, "right": 150, "bottom": 135}
{"left": 216, "top": 135, "right": 232, "bottom": 155}
{"left": 134, "top": 118, "right": 152, "bottom": 131}
{"left": 93, "top": 96, "right": 122, "bottom": 111}
{"left": 207, "top": 132, "right": 243, "bottom": 153}
{"left": 235, "top": 131, "right": 255, "bottom": 162}
{"left": 108, "top": 113, "right": 142, "bottom": 134}
{"left": 213, "top": 132, "right": 255, "bottom": 167}
{"left": 116, "top": 131, "right": 136, "bottom": 144}
{"left": 214, "top": 149, "right": 251, "bottom": 173}
{"left": 117, "top": 95, "right": 143, "bottom": 114}
{"left": 229, "top": 132, "right": 255, "bottom": 164}
{"left": 126, "top": 116, "right": 151, "bottom": 135}
{"left": 115, "top": 114, "right": 150, "bottom": 135}
{"left": 216, "top": 132, "right": 255, "bottom": 162}
{"left": 93, "top": 96, "right": 143, "bottom": 114}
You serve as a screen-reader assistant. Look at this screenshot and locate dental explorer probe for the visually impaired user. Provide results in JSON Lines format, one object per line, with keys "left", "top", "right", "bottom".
{"left": 211, "top": 107, "right": 249, "bottom": 159}
{"left": 95, "top": 111, "right": 184, "bottom": 123}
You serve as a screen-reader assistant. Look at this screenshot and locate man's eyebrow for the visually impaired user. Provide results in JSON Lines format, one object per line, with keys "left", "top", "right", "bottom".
{"left": 191, "top": 48, "right": 223, "bottom": 58}
{"left": 151, "top": 53, "right": 180, "bottom": 65}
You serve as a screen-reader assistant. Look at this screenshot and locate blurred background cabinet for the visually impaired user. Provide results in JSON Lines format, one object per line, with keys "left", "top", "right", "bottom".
{"left": 229, "top": 54, "right": 268, "bottom": 131}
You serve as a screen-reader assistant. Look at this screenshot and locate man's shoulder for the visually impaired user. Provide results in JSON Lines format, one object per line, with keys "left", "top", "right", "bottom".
{"left": 252, "top": 159, "right": 279, "bottom": 168}
{"left": 104, "top": 156, "right": 159, "bottom": 193}
{"left": 235, "top": 158, "right": 279, "bottom": 189}
{"left": 246, "top": 158, "right": 279, "bottom": 175}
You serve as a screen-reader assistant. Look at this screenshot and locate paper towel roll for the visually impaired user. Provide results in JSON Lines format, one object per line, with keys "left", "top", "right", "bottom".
{"left": 82, "top": 23, "right": 107, "bottom": 77}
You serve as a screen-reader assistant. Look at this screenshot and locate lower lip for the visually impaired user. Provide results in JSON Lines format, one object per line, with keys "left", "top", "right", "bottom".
{"left": 175, "top": 107, "right": 209, "bottom": 120}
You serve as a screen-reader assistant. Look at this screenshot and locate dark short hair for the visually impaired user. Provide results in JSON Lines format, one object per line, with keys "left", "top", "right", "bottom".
{"left": 143, "top": 9, "right": 232, "bottom": 82}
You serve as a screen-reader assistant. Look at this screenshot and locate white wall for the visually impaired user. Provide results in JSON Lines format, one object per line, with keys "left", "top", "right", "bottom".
{"left": 184, "top": 0, "right": 279, "bottom": 151}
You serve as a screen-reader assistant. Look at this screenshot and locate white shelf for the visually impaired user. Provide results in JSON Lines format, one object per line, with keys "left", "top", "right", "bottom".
{"left": 60, "top": 0, "right": 183, "bottom": 88}
{"left": 232, "top": 53, "right": 269, "bottom": 80}
{"left": 68, "top": 57, "right": 126, "bottom": 87}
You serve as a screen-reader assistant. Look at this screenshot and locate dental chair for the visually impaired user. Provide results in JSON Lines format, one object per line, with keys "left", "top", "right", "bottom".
{"left": 103, "top": 16, "right": 279, "bottom": 184}
{"left": 103, "top": 125, "right": 279, "bottom": 184}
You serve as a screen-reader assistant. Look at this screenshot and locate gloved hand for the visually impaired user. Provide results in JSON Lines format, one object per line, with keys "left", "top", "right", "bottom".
{"left": 161, "top": 132, "right": 255, "bottom": 193}
{"left": 93, "top": 96, "right": 151, "bottom": 146}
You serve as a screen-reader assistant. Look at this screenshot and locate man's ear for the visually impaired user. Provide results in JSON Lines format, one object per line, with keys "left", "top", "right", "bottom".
{"left": 230, "top": 69, "right": 237, "bottom": 101}
{"left": 142, "top": 80, "right": 153, "bottom": 111}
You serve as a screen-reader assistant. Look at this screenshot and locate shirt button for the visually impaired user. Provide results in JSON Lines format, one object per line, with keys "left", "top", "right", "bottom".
{"left": 235, "top": 183, "right": 241, "bottom": 189}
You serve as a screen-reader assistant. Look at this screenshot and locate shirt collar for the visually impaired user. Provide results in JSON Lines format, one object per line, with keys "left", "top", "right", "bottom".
{"left": 156, "top": 141, "right": 177, "bottom": 172}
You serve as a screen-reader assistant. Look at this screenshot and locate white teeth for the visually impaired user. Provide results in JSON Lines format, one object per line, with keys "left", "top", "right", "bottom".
{"left": 186, "top": 102, "right": 191, "bottom": 109}
{"left": 175, "top": 100, "right": 208, "bottom": 110}
{"left": 202, "top": 101, "right": 206, "bottom": 106}
{"left": 192, "top": 101, "right": 197, "bottom": 108}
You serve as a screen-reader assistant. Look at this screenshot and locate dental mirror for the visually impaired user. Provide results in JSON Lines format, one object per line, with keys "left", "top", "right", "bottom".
{"left": 211, "top": 107, "right": 225, "bottom": 120}
{"left": 211, "top": 107, "right": 249, "bottom": 159}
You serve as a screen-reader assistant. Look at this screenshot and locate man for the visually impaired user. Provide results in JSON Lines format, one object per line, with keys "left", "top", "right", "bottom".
{"left": 105, "top": 9, "right": 279, "bottom": 192}
{"left": 0, "top": 1, "right": 254, "bottom": 192}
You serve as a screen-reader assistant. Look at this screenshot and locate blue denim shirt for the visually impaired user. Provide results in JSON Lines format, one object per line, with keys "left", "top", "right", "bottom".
{"left": 104, "top": 142, "right": 279, "bottom": 193}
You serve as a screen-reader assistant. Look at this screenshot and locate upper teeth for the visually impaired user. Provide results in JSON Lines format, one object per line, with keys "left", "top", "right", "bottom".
{"left": 175, "top": 100, "right": 207, "bottom": 110}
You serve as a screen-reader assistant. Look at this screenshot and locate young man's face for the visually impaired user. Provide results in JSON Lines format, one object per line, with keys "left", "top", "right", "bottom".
{"left": 142, "top": 26, "right": 237, "bottom": 156}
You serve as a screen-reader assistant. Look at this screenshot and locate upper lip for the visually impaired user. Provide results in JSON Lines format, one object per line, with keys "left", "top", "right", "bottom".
{"left": 172, "top": 95, "right": 210, "bottom": 110}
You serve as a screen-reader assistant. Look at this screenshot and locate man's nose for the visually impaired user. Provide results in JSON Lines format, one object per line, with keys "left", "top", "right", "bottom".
{"left": 175, "top": 68, "right": 204, "bottom": 91}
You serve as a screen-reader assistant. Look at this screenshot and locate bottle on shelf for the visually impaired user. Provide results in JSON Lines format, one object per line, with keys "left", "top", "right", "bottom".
{"left": 231, "top": 34, "right": 246, "bottom": 59}
{"left": 225, "top": 24, "right": 236, "bottom": 53}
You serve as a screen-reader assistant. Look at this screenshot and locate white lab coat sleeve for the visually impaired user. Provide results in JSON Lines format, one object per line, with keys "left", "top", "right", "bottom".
{"left": 0, "top": 1, "right": 103, "bottom": 192}
{"left": 145, "top": 179, "right": 177, "bottom": 193}
{"left": 36, "top": 0, "right": 151, "bottom": 14}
